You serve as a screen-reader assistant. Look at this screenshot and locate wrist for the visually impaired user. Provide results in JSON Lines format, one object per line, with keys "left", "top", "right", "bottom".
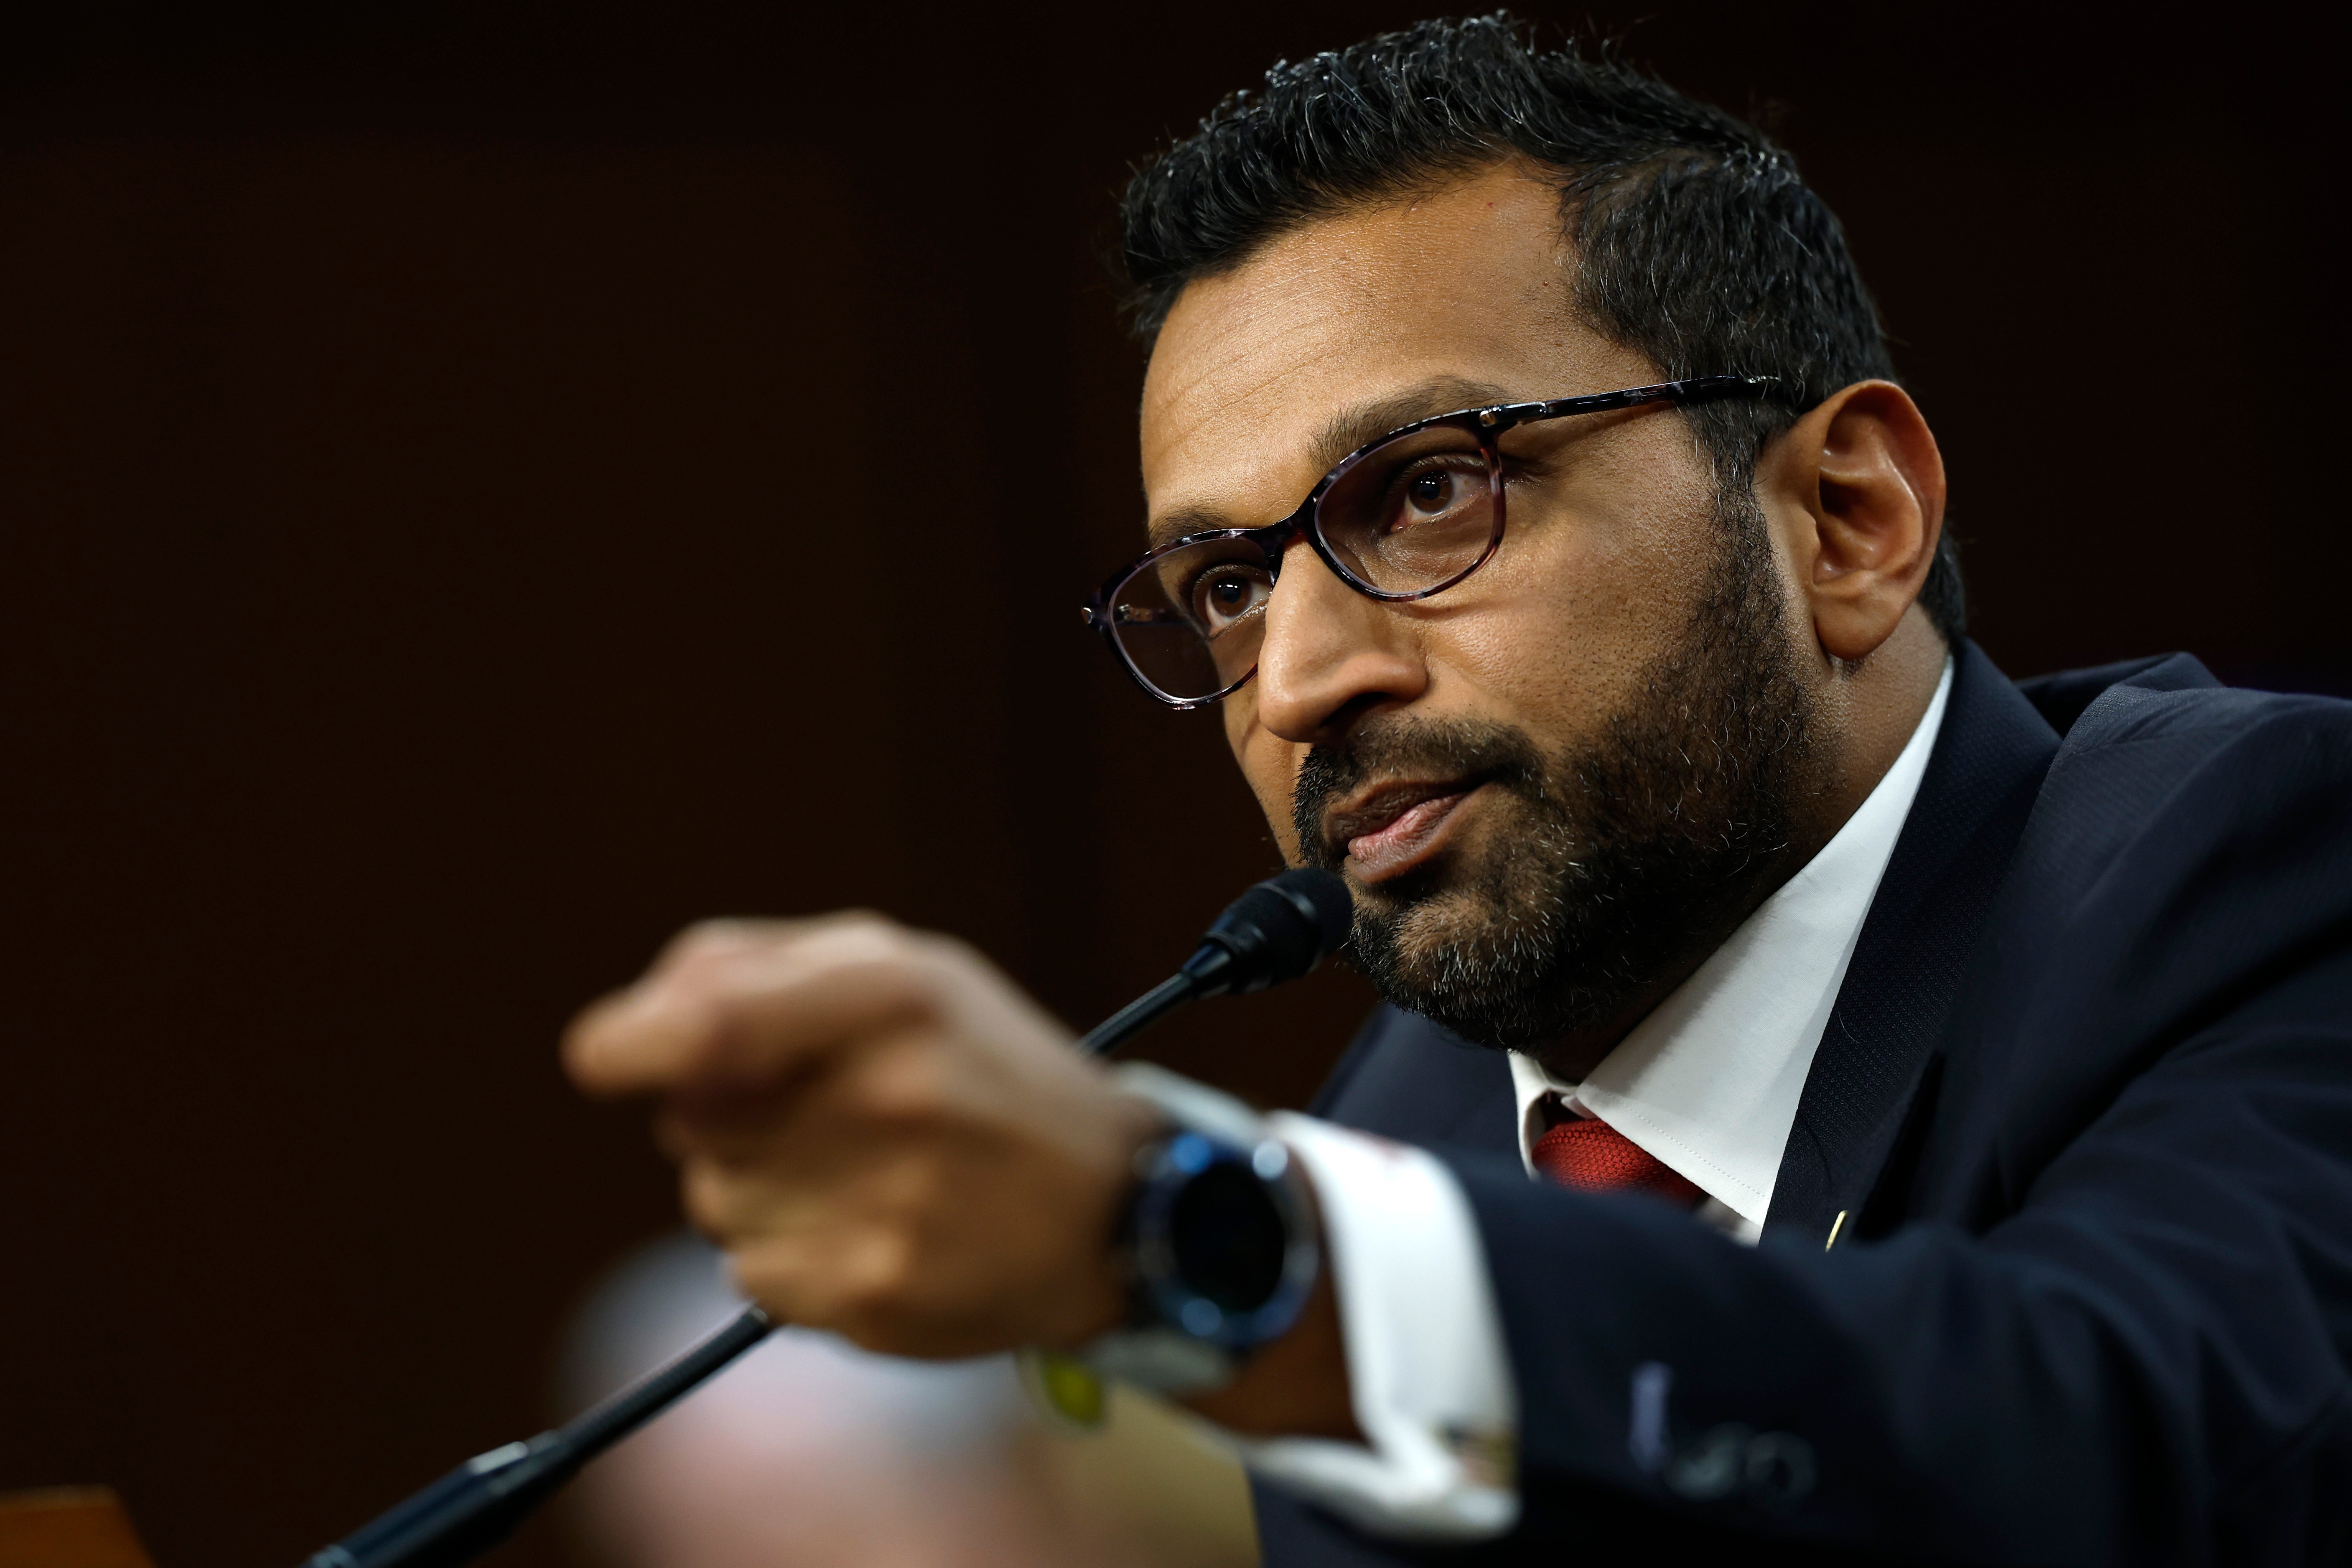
{"left": 1179, "top": 1261, "right": 1360, "bottom": 1441}
{"left": 1046, "top": 1084, "right": 1168, "bottom": 1348}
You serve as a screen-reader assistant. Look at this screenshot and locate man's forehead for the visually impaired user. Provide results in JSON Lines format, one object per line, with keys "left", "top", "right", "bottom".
{"left": 1136, "top": 165, "right": 1621, "bottom": 541}
{"left": 1142, "top": 374, "right": 1515, "bottom": 547}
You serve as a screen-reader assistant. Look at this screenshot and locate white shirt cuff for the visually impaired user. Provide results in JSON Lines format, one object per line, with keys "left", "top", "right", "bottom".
{"left": 1232, "top": 1113, "right": 1519, "bottom": 1541}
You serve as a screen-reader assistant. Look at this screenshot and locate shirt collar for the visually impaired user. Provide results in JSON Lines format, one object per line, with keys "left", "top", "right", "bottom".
{"left": 1509, "top": 657, "right": 1954, "bottom": 1238}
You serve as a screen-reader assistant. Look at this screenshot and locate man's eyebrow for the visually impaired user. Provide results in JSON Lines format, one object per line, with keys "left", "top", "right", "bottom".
{"left": 1146, "top": 503, "right": 1235, "bottom": 548}
{"left": 1144, "top": 375, "right": 1518, "bottom": 550}
{"left": 1303, "top": 376, "right": 1517, "bottom": 474}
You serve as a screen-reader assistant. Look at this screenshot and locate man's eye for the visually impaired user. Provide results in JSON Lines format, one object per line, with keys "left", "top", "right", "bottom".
{"left": 1382, "top": 461, "right": 1480, "bottom": 532}
{"left": 1190, "top": 567, "right": 1270, "bottom": 631}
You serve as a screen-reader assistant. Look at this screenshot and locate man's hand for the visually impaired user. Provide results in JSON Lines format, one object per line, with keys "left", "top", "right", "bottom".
{"left": 563, "top": 914, "right": 1162, "bottom": 1359}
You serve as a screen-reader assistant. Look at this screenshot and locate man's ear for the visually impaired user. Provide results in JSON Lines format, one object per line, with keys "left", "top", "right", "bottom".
{"left": 1761, "top": 380, "right": 1946, "bottom": 663}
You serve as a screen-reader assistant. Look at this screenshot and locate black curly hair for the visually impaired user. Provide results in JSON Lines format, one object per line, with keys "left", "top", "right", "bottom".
{"left": 1120, "top": 14, "right": 1963, "bottom": 642}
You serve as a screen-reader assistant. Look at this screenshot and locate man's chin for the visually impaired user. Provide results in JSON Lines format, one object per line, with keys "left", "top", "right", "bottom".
{"left": 1350, "top": 864, "right": 1494, "bottom": 959}
{"left": 1347, "top": 882, "right": 1571, "bottom": 1047}
{"left": 1377, "top": 882, "right": 1500, "bottom": 952}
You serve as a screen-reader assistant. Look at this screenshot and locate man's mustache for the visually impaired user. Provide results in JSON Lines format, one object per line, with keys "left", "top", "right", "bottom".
{"left": 1291, "top": 716, "right": 1549, "bottom": 870}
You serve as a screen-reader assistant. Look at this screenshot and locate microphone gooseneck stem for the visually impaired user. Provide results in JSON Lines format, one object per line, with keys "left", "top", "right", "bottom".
{"left": 301, "top": 1307, "right": 776, "bottom": 1568}
{"left": 557, "top": 1303, "right": 774, "bottom": 1458}
{"left": 1077, "top": 970, "right": 1194, "bottom": 1057}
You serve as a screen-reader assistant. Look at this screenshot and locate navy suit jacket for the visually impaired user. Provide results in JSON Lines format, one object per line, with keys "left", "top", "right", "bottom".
{"left": 1254, "top": 643, "right": 2352, "bottom": 1566}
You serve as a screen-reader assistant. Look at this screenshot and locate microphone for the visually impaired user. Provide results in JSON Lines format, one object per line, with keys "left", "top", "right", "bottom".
{"left": 298, "top": 867, "right": 1352, "bottom": 1568}
{"left": 1079, "top": 867, "right": 1354, "bottom": 1053}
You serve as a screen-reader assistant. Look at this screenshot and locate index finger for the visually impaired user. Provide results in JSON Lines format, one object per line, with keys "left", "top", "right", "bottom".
{"left": 563, "top": 918, "right": 943, "bottom": 1098}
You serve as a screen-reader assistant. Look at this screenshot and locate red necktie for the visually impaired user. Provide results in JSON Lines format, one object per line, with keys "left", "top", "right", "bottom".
{"left": 1532, "top": 1104, "right": 1706, "bottom": 1208}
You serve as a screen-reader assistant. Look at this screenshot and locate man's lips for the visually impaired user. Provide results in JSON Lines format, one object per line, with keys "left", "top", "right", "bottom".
{"left": 1331, "top": 781, "right": 1484, "bottom": 883}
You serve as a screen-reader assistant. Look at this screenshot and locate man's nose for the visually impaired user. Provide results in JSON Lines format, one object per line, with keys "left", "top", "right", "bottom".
{"left": 1252, "top": 541, "right": 1428, "bottom": 744}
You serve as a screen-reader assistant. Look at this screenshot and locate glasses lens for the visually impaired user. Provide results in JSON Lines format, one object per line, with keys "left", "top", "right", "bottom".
{"left": 1109, "top": 534, "right": 1276, "bottom": 703}
{"left": 1317, "top": 425, "right": 1498, "bottom": 594}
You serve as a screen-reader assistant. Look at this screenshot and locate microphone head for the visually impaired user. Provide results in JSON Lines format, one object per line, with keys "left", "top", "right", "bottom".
{"left": 1182, "top": 868, "right": 1354, "bottom": 997}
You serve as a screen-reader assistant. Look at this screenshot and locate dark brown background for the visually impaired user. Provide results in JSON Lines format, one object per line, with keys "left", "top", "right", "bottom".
{"left": 2, "top": 3, "right": 2344, "bottom": 1563}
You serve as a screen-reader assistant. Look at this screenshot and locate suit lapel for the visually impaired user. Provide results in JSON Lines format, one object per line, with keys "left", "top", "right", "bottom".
{"left": 1312, "top": 1004, "right": 1520, "bottom": 1159}
{"left": 1760, "top": 642, "right": 2060, "bottom": 1245}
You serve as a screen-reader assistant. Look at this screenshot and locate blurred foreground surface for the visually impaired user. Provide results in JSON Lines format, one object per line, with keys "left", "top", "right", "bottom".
{"left": 561, "top": 1236, "right": 1257, "bottom": 1568}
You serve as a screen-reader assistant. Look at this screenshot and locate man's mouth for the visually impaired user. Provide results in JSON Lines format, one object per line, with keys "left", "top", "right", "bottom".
{"left": 1329, "top": 780, "right": 1487, "bottom": 883}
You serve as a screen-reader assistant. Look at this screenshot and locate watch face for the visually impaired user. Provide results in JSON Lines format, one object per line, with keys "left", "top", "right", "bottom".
{"left": 1136, "top": 1132, "right": 1319, "bottom": 1349}
{"left": 1169, "top": 1158, "right": 1290, "bottom": 1313}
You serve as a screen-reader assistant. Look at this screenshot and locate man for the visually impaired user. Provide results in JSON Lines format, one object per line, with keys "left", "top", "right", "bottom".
{"left": 565, "top": 18, "right": 2352, "bottom": 1564}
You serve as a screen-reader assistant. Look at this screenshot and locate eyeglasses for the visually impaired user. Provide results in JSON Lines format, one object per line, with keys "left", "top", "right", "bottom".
{"left": 1082, "top": 374, "right": 1781, "bottom": 708}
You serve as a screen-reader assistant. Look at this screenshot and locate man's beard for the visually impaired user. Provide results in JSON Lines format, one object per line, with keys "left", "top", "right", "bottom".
{"left": 1292, "top": 489, "right": 1816, "bottom": 1053}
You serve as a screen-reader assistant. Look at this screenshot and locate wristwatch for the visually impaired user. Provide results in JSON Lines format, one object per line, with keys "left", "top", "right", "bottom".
{"left": 1081, "top": 1063, "right": 1324, "bottom": 1395}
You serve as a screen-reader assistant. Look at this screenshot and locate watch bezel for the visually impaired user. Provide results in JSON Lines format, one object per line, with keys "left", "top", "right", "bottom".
{"left": 1129, "top": 1128, "right": 1321, "bottom": 1352}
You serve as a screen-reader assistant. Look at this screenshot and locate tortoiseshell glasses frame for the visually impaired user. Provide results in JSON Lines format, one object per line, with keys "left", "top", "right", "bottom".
{"left": 1081, "top": 374, "right": 1783, "bottom": 709}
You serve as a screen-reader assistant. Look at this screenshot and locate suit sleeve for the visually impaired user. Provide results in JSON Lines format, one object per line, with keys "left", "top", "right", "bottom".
{"left": 1456, "top": 960, "right": 2350, "bottom": 1560}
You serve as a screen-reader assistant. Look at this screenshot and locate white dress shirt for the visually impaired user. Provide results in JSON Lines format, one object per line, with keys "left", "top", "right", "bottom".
{"left": 1238, "top": 661, "right": 1953, "bottom": 1538}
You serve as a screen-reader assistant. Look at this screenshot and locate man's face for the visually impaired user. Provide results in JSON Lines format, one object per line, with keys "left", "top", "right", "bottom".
{"left": 1139, "top": 163, "right": 1816, "bottom": 1054}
